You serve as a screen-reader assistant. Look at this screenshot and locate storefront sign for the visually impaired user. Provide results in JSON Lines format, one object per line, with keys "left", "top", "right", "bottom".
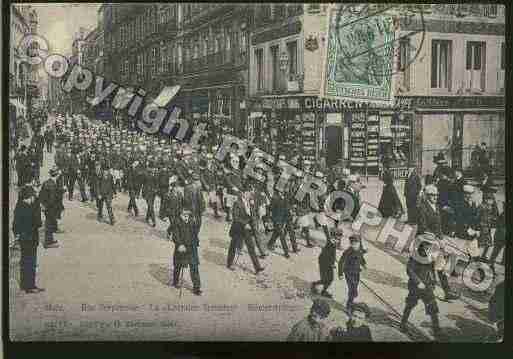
{"left": 394, "top": 96, "right": 505, "bottom": 109}
{"left": 251, "top": 21, "right": 302, "bottom": 45}
{"left": 382, "top": 167, "right": 411, "bottom": 179}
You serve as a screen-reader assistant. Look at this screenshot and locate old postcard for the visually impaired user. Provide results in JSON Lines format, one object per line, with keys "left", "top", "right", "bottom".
{"left": 6, "top": 3, "right": 505, "bottom": 343}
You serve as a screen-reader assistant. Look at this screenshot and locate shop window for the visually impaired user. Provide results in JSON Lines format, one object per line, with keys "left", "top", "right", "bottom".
{"left": 431, "top": 40, "right": 452, "bottom": 90}
{"left": 255, "top": 48, "right": 264, "bottom": 92}
{"left": 465, "top": 41, "right": 486, "bottom": 91}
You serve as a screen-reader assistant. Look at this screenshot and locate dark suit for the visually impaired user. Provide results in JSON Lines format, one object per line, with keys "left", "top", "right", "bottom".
{"left": 268, "top": 193, "right": 298, "bottom": 255}
{"left": 96, "top": 173, "right": 116, "bottom": 223}
{"left": 13, "top": 198, "right": 42, "bottom": 290}
{"left": 227, "top": 197, "right": 262, "bottom": 273}
{"left": 184, "top": 182, "right": 205, "bottom": 244}
{"left": 416, "top": 197, "right": 454, "bottom": 297}
{"left": 172, "top": 217, "right": 201, "bottom": 290}
{"left": 142, "top": 172, "right": 158, "bottom": 225}
{"left": 404, "top": 171, "right": 422, "bottom": 223}
{"left": 126, "top": 167, "right": 140, "bottom": 216}
{"left": 160, "top": 188, "right": 184, "bottom": 238}
{"left": 39, "top": 178, "right": 60, "bottom": 244}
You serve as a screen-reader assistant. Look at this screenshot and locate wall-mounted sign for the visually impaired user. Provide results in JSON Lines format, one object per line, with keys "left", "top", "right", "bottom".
{"left": 395, "top": 96, "right": 505, "bottom": 109}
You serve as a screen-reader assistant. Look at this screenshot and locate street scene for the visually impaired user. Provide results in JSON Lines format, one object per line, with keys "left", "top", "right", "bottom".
{"left": 8, "top": 3, "right": 506, "bottom": 343}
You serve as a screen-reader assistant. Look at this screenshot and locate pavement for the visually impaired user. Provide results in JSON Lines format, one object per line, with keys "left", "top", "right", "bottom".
{"left": 7, "top": 116, "right": 504, "bottom": 342}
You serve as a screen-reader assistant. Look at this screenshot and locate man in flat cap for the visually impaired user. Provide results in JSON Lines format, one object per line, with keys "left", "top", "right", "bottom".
{"left": 13, "top": 185, "right": 45, "bottom": 294}
{"left": 287, "top": 299, "right": 331, "bottom": 341}
{"left": 38, "top": 167, "right": 61, "bottom": 248}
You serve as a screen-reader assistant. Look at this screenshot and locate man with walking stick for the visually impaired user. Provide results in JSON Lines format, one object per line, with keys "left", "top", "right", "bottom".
{"left": 171, "top": 209, "right": 202, "bottom": 296}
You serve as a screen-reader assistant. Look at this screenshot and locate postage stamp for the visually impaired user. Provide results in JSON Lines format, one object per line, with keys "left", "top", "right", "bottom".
{"left": 324, "top": 4, "right": 426, "bottom": 102}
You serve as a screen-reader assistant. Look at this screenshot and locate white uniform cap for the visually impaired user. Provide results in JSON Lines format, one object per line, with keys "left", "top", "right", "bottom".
{"left": 315, "top": 171, "right": 324, "bottom": 178}
{"left": 348, "top": 174, "right": 358, "bottom": 182}
{"left": 424, "top": 184, "right": 438, "bottom": 195}
{"left": 463, "top": 185, "right": 474, "bottom": 194}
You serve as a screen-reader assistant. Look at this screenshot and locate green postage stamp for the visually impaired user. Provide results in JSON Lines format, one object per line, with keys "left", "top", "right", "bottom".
{"left": 324, "top": 5, "right": 395, "bottom": 102}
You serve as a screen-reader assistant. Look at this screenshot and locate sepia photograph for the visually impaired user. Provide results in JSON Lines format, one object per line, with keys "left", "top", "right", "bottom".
{"left": 5, "top": 2, "right": 506, "bottom": 345}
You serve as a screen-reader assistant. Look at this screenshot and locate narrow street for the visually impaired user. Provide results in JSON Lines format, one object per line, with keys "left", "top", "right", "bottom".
{"left": 8, "top": 120, "right": 503, "bottom": 341}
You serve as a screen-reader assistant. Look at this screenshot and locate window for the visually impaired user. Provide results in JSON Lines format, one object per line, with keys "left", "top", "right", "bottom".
{"left": 136, "top": 53, "right": 142, "bottom": 76}
{"left": 287, "top": 41, "right": 297, "bottom": 78}
{"left": 484, "top": 4, "right": 497, "bottom": 17}
{"left": 398, "top": 38, "right": 411, "bottom": 89}
{"left": 152, "top": 47, "right": 157, "bottom": 76}
{"left": 501, "top": 42, "right": 504, "bottom": 70}
{"left": 240, "top": 29, "right": 247, "bottom": 56}
{"left": 273, "top": 5, "right": 286, "bottom": 19}
{"left": 270, "top": 45, "right": 279, "bottom": 91}
{"left": 255, "top": 48, "right": 264, "bottom": 91}
{"left": 431, "top": 40, "right": 451, "bottom": 90}
{"left": 466, "top": 41, "right": 486, "bottom": 90}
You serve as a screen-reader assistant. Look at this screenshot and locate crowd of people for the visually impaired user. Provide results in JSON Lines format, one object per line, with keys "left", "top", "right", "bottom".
{"left": 11, "top": 111, "right": 505, "bottom": 342}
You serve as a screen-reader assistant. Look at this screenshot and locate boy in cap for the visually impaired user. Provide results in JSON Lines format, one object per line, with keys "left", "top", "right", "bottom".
{"left": 287, "top": 299, "right": 331, "bottom": 341}
{"left": 330, "top": 302, "right": 373, "bottom": 342}
{"left": 339, "top": 234, "right": 367, "bottom": 312}
{"left": 312, "top": 226, "right": 343, "bottom": 298}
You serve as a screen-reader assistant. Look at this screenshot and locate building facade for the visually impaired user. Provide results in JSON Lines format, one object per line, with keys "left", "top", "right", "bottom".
{"left": 103, "top": 4, "right": 252, "bottom": 140}
{"left": 9, "top": 5, "right": 39, "bottom": 134}
{"left": 395, "top": 4, "right": 505, "bottom": 176}
{"left": 248, "top": 3, "right": 505, "bottom": 178}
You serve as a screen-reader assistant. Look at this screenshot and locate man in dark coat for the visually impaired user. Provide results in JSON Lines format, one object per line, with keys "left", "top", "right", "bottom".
{"left": 184, "top": 172, "right": 206, "bottom": 246}
{"left": 12, "top": 185, "right": 45, "bottom": 293}
{"left": 312, "top": 227, "right": 343, "bottom": 298}
{"left": 416, "top": 185, "right": 459, "bottom": 301}
{"left": 227, "top": 188, "right": 265, "bottom": 274}
{"left": 38, "top": 167, "right": 61, "bottom": 248}
{"left": 15, "top": 145, "right": 32, "bottom": 187}
{"left": 126, "top": 161, "right": 141, "bottom": 216}
{"left": 66, "top": 150, "right": 80, "bottom": 201}
{"left": 453, "top": 185, "right": 480, "bottom": 243}
{"left": 404, "top": 167, "right": 422, "bottom": 224}
{"left": 488, "top": 280, "right": 504, "bottom": 342}
{"left": 96, "top": 168, "right": 116, "bottom": 225}
{"left": 44, "top": 126, "right": 55, "bottom": 152}
{"left": 400, "top": 237, "right": 444, "bottom": 340}
{"left": 141, "top": 166, "right": 159, "bottom": 227}
{"left": 172, "top": 209, "right": 202, "bottom": 295}
{"left": 159, "top": 176, "right": 184, "bottom": 241}
{"left": 267, "top": 190, "right": 298, "bottom": 258}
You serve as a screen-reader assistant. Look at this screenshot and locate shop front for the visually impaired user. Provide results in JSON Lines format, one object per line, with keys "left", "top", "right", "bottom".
{"left": 248, "top": 96, "right": 414, "bottom": 178}
{"left": 396, "top": 96, "right": 505, "bottom": 177}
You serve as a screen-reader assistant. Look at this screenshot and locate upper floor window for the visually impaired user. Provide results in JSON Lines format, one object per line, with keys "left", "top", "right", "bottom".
{"left": 287, "top": 41, "right": 297, "bottom": 77}
{"left": 255, "top": 48, "right": 264, "bottom": 91}
{"left": 501, "top": 42, "right": 505, "bottom": 70}
{"left": 483, "top": 4, "right": 497, "bottom": 17}
{"left": 273, "top": 5, "right": 286, "bottom": 19}
{"left": 431, "top": 40, "right": 452, "bottom": 90}
{"left": 466, "top": 41, "right": 486, "bottom": 91}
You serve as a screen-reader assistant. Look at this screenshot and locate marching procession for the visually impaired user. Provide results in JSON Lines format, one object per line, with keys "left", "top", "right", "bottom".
{"left": 10, "top": 110, "right": 505, "bottom": 342}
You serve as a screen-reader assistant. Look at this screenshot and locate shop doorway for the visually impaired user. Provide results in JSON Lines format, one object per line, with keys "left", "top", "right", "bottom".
{"left": 326, "top": 125, "right": 343, "bottom": 167}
